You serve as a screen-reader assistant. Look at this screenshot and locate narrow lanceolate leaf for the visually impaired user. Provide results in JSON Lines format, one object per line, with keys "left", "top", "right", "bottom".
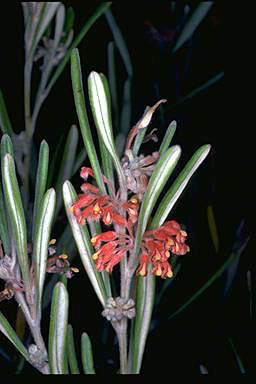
{"left": 223, "top": 220, "right": 247, "bottom": 296}
{"left": 130, "top": 275, "right": 155, "bottom": 374}
{"left": 63, "top": 180, "right": 107, "bottom": 306}
{"left": 54, "top": 125, "right": 78, "bottom": 217}
{"left": 172, "top": 2, "right": 214, "bottom": 52}
{"left": 0, "top": 134, "right": 14, "bottom": 160}
{"left": 0, "top": 311, "right": 29, "bottom": 362}
{"left": 151, "top": 145, "right": 211, "bottom": 228}
{"left": 33, "top": 188, "right": 56, "bottom": 322}
{"left": 53, "top": 4, "right": 65, "bottom": 49}
{"left": 0, "top": 183, "right": 10, "bottom": 255}
{"left": 104, "top": 8, "right": 133, "bottom": 78}
{"left": 98, "top": 73, "right": 115, "bottom": 193}
{"left": 120, "top": 77, "right": 132, "bottom": 141}
{"left": 32, "top": 140, "right": 49, "bottom": 242}
{"left": 46, "top": 3, "right": 112, "bottom": 96}
{"left": 1, "top": 154, "right": 30, "bottom": 290}
{"left": 228, "top": 338, "right": 246, "bottom": 374}
{"left": 70, "top": 49, "right": 106, "bottom": 193}
{"left": 67, "top": 324, "right": 80, "bottom": 374}
{"left": 176, "top": 72, "right": 224, "bottom": 107}
{"left": 0, "top": 89, "right": 13, "bottom": 134}
{"left": 81, "top": 332, "right": 95, "bottom": 374}
{"left": 31, "top": 2, "right": 60, "bottom": 55}
{"left": 88, "top": 71, "right": 126, "bottom": 186}
{"left": 130, "top": 146, "right": 181, "bottom": 271}
{"left": 63, "top": 7, "right": 75, "bottom": 38}
{"left": 158, "top": 120, "right": 177, "bottom": 158}
{"left": 48, "top": 282, "right": 69, "bottom": 374}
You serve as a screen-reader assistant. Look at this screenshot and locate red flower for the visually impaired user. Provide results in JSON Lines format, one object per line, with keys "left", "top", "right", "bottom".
{"left": 71, "top": 168, "right": 136, "bottom": 228}
{"left": 91, "top": 231, "right": 133, "bottom": 273}
{"left": 91, "top": 231, "right": 118, "bottom": 248}
{"left": 136, "top": 220, "right": 190, "bottom": 279}
{"left": 121, "top": 195, "right": 140, "bottom": 225}
{"left": 136, "top": 253, "right": 150, "bottom": 276}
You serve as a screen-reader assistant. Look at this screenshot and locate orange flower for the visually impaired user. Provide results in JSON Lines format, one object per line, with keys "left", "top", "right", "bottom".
{"left": 91, "top": 231, "right": 133, "bottom": 273}
{"left": 136, "top": 220, "right": 190, "bottom": 279}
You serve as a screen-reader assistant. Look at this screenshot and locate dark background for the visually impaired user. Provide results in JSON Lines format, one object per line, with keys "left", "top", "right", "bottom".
{"left": 0, "top": 1, "right": 254, "bottom": 375}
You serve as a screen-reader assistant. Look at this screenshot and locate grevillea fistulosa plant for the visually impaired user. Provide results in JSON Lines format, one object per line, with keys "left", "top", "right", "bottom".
{"left": 0, "top": 2, "right": 212, "bottom": 374}
{"left": 61, "top": 48, "right": 211, "bottom": 374}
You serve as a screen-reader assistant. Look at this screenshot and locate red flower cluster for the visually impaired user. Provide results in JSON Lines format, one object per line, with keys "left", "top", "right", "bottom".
{"left": 137, "top": 220, "right": 190, "bottom": 278}
{"left": 71, "top": 167, "right": 139, "bottom": 228}
{"left": 91, "top": 231, "right": 133, "bottom": 273}
{"left": 89, "top": 220, "right": 189, "bottom": 278}
{"left": 71, "top": 167, "right": 190, "bottom": 279}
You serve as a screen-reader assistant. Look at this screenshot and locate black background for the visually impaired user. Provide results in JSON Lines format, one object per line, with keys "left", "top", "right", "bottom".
{"left": 0, "top": 1, "right": 254, "bottom": 375}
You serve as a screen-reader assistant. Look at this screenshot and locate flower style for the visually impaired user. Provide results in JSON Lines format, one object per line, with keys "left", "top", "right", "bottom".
{"left": 71, "top": 167, "right": 140, "bottom": 228}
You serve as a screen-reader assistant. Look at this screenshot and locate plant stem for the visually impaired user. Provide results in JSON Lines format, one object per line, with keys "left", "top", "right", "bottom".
{"left": 31, "top": 50, "right": 56, "bottom": 134}
{"left": 112, "top": 320, "right": 128, "bottom": 374}
{"left": 23, "top": 57, "right": 33, "bottom": 206}
{"left": 15, "top": 291, "right": 49, "bottom": 373}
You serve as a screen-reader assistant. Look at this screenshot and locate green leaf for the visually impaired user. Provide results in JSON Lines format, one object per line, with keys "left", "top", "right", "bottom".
{"left": 33, "top": 188, "right": 56, "bottom": 322}
{"left": 130, "top": 146, "right": 181, "bottom": 272}
{"left": 67, "top": 324, "right": 80, "bottom": 374}
{"left": 120, "top": 77, "right": 132, "bottom": 138}
{"left": 53, "top": 4, "right": 65, "bottom": 50}
{"left": 104, "top": 8, "right": 133, "bottom": 78}
{"left": 48, "top": 282, "right": 69, "bottom": 374}
{"left": 88, "top": 70, "right": 126, "bottom": 186}
{"left": 158, "top": 120, "right": 177, "bottom": 158}
{"left": 0, "top": 133, "right": 14, "bottom": 160}
{"left": 81, "top": 332, "right": 95, "bottom": 374}
{"left": 0, "top": 182, "right": 10, "bottom": 255}
{"left": 223, "top": 220, "right": 246, "bottom": 296}
{"left": 32, "top": 140, "right": 49, "bottom": 242}
{"left": 151, "top": 144, "right": 211, "bottom": 228}
{"left": 54, "top": 124, "right": 78, "bottom": 217}
{"left": 1, "top": 154, "right": 30, "bottom": 291}
{"left": 98, "top": 73, "right": 115, "bottom": 193}
{"left": 130, "top": 275, "right": 155, "bottom": 374}
{"left": 70, "top": 49, "right": 106, "bottom": 193}
{"left": 46, "top": 3, "right": 112, "bottom": 96}
{"left": 0, "top": 89, "right": 13, "bottom": 135}
{"left": 63, "top": 180, "right": 107, "bottom": 306}
{"left": 174, "top": 72, "right": 224, "bottom": 108}
{"left": 0, "top": 311, "right": 29, "bottom": 362}
{"left": 228, "top": 338, "right": 246, "bottom": 374}
{"left": 173, "top": 2, "right": 214, "bottom": 52}
{"left": 63, "top": 7, "right": 75, "bottom": 37}
{"left": 31, "top": 3, "right": 60, "bottom": 55}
